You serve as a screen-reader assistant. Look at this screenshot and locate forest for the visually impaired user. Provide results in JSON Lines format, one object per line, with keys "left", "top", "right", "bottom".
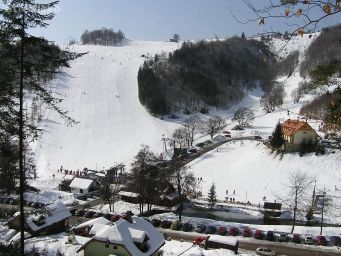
{"left": 80, "top": 28, "right": 125, "bottom": 46}
{"left": 299, "top": 25, "right": 341, "bottom": 129}
{"left": 138, "top": 37, "right": 275, "bottom": 115}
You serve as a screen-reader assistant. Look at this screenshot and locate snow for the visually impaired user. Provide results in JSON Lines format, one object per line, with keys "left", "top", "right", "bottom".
{"left": 33, "top": 41, "right": 181, "bottom": 178}
{"left": 26, "top": 201, "right": 71, "bottom": 232}
{"left": 208, "top": 235, "right": 238, "bottom": 246}
{"left": 73, "top": 217, "right": 111, "bottom": 230}
{"left": 117, "top": 191, "right": 140, "bottom": 198}
{"left": 82, "top": 216, "right": 165, "bottom": 255}
{"left": 69, "top": 177, "right": 93, "bottom": 190}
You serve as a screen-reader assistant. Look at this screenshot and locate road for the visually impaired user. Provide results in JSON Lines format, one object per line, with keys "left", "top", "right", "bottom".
{"left": 157, "top": 228, "right": 341, "bottom": 256}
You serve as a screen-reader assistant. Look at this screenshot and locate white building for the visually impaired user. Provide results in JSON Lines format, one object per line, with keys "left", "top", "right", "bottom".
{"left": 69, "top": 177, "right": 99, "bottom": 194}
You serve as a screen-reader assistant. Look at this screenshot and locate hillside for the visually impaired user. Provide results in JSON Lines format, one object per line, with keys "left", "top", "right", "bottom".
{"left": 137, "top": 37, "right": 275, "bottom": 115}
{"left": 33, "top": 41, "right": 180, "bottom": 178}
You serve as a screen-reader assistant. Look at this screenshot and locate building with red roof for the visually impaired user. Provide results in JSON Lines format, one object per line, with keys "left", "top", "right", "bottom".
{"left": 281, "top": 119, "right": 319, "bottom": 152}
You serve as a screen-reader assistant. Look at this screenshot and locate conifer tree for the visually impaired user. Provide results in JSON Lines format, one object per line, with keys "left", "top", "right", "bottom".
{"left": 0, "top": 1, "right": 84, "bottom": 254}
{"left": 270, "top": 122, "right": 285, "bottom": 149}
{"left": 208, "top": 183, "right": 217, "bottom": 209}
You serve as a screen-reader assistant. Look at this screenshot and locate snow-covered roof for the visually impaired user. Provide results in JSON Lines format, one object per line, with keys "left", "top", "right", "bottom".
{"left": 73, "top": 217, "right": 112, "bottom": 230}
{"left": 118, "top": 191, "right": 140, "bottom": 198}
{"left": 89, "top": 223, "right": 110, "bottom": 236}
{"left": 208, "top": 235, "right": 238, "bottom": 246}
{"left": 78, "top": 217, "right": 164, "bottom": 255}
{"left": 26, "top": 201, "right": 71, "bottom": 232}
{"left": 70, "top": 177, "right": 94, "bottom": 190}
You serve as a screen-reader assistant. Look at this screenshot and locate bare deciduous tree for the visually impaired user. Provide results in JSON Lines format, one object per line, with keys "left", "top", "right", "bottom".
{"left": 203, "top": 116, "right": 227, "bottom": 139}
{"left": 183, "top": 115, "right": 201, "bottom": 146}
{"left": 260, "top": 83, "right": 285, "bottom": 113}
{"left": 229, "top": 0, "right": 341, "bottom": 39}
{"left": 172, "top": 128, "right": 190, "bottom": 149}
{"left": 278, "top": 170, "right": 315, "bottom": 233}
{"left": 232, "top": 107, "right": 255, "bottom": 127}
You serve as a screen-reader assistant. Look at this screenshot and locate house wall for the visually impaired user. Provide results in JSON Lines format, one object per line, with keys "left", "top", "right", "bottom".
{"left": 293, "top": 130, "right": 318, "bottom": 145}
{"left": 84, "top": 241, "right": 131, "bottom": 256}
{"left": 71, "top": 187, "right": 89, "bottom": 194}
{"left": 283, "top": 130, "right": 318, "bottom": 152}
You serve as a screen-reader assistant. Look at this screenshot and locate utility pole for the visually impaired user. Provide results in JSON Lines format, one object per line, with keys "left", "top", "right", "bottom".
{"left": 320, "top": 187, "right": 326, "bottom": 235}
{"left": 312, "top": 180, "right": 316, "bottom": 209}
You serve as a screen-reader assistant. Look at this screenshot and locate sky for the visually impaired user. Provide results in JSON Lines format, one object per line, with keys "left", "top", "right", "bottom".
{"left": 29, "top": 0, "right": 341, "bottom": 44}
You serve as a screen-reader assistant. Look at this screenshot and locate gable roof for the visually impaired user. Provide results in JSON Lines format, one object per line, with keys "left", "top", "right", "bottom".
{"left": 69, "top": 177, "right": 94, "bottom": 190}
{"left": 26, "top": 202, "right": 71, "bottom": 232}
{"left": 73, "top": 217, "right": 111, "bottom": 231}
{"left": 281, "top": 119, "right": 316, "bottom": 137}
{"left": 78, "top": 217, "right": 164, "bottom": 255}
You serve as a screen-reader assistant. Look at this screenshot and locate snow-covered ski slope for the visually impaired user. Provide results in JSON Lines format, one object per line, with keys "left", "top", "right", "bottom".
{"left": 34, "top": 41, "right": 180, "bottom": 177}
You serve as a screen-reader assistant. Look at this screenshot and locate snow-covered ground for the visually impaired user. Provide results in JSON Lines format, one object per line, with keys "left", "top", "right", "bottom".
{"left": 33, "top": 40, "right": 181, "bottom": 178}
{"left": 32, "top": 35, "right": 341, "bottom": 224}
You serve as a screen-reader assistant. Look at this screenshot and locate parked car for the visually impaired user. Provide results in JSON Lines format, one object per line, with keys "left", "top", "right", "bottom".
{"left": 223, "top": 131, "right": 231, "bottom": 134}
{"left": 110, "top": 214, "right": 122, "bottom": 222}
{"left": 188, "top": 148, "right": 198, "bottom": 154}
{"left": 243, "top": 227, "right": 252, "bottom": 237}
{"left": 292, "top": 233, "right": 301, "bottom": 243}
{"left": 315, "top": 235, "right": 327, "bottom": 246}
{"left": 205, "top": 225, "right": 217, "bottom": 234}
{"left": 171, "top": 220, "right": 182, "bottom": 230}
{"left": 277, "top": 233, "right": 288, "bottom": 242}
{"left": 75, "top": 209, "right": 85, "bottom": 217}
{"left": 217, "top": 227, "right": 227, "bottom": 236}
{"left": 224, "top": 134, "right": 231, "bottom": 138}
{"left": 254, "top": 135, "right": 262, "bottom": 139}
{"left": 229, "top": 227, "right": 239, "bottom": 236}
{"left": 256, "top": 247, "right": 278, "bottom": 256}
{"left": 181, "top": 223, "right": 193, "bottom": 232}
{"left": 103, "top": 213, "right": 112, "bottom": 220}
{"left": 93, "top": 211, "right": 103, "bottom": 218}
{"left": 305, "top": 235, "right": 314, "bottom": 245}
{"left": 266, "top": 231, "right": 275, "bottom": 241}
{"left": 194, "top": 224, "right": 206, "bottom": 233}
{"left": 195, "top": 143, "right": 205, "bottom": 148}
{"left": 330, "top": 236, "right": 341, "bottom": 246}
{"left": 160, "top": 220, "right": 172, "bottom": 229}
{"left": 192, "top": 236, "right": 206, "bottom": 246}
{"left": 84, "top": 210, "right": 95, "bottom": 218}
{"left": 254, "top": 230, "right": 264, "bottom": 240}
{"left": 151, "top": 218, "right": 161, "bottom": 227}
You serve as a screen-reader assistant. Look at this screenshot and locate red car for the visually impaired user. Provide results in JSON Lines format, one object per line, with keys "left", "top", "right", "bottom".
{"left": 193, "top": 236, "right": 206, "bottom": 245}
{"left": 229, "top": 227, "right": 239, "bottom": 236}
{"left": 243, "top": 227, "right": 252, "bottom": 237}
{"left": 315, "top": 235, "right": 327, "bottom": 246}
{"left": 217, "top": 226, "right": 227, "bottom": 235}
{"left": 254, "top": 229, "right": 264, "bottom": 240}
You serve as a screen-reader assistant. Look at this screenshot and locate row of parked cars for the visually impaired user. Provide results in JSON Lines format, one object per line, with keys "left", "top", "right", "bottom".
{"left": 0, "top": 196, "right": 45, "bottom": 209}
{"left": 151, "top": 218, "right": 341, "bottom": 247}
{"left": 72, "top": 209, "right": 127, "bottom": 222}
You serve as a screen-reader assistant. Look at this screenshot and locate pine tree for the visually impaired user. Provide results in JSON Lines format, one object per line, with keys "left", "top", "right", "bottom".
{"left": 270, "top": 122, "right": 285, "bottom": 149}
{"left": 208, "top": 183, "right": 217, "bottom": 209}
{"left": 0, "top": 2, "right": 84, "bottom": 254}
{"left": 241, "top": 32, "right": 246, "bottom": 39}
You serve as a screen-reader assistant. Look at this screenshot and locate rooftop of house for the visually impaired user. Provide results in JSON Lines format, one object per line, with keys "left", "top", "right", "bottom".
{"left": 117, "top": 191, "right": 140, "bottom": 198}
{"left": 78, "top": 216, "right": 164, "bottom": 255}
{"left": 281, "top": 119, "right": 315, "bottom": 137}
{"left": 73, "top": 217, "right": 112, "bottom": 231}
{"left": 26, "top": 201, "right": 71, "bottom": 232}
{"left": 69, "top": 177, "right": 94, "bottom": 190}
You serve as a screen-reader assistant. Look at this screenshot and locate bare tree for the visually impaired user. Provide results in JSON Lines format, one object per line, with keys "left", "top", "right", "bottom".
{"left": 183, "top": 115, "right": 201, "bottom": 146}
{"left": 203, "top": 116, "right": 227, "bottom": 139}
{"left": 172, "top": 128, "right": 190, "bottom": 149}
{"left": 278, "top": 170, "right": 315, "bottom": 233}
{"left": 291, "top": 88, "right": 302, "bottom": 103}
{"left": 168, "top": 162, "right": 195, "bottom": 222}
{"left": 230, "top": 0, "right": 341, "bottom": 38}
{"left": 232, "top": 107, "right": 255, "bottom": 127}
{"left": 260, "top": 83, "right": 285, "bottom": 113}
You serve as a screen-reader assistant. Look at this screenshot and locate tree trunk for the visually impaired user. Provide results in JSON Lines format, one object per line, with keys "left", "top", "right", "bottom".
{"left": 177, "top": 171, "right": 182, "bottom": 222}
{"left": 19, "top": 8, "right": 26, "bottom": 256}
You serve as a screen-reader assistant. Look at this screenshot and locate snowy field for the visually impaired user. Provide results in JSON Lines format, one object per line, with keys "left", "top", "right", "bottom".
{"left": 32, "top": 35, "right": 341, "bottom": 224}
{"left": 33, "top": 40, "right": 181, "bottom": 178}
